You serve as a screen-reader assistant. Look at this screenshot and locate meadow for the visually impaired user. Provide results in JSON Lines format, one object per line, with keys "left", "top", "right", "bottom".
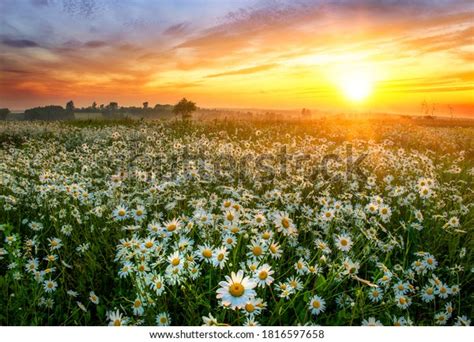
{"left": 0, "top": 117, "right": 472, "bottom": 326}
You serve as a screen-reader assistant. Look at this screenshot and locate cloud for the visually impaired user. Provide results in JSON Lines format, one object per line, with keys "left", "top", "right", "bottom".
{"left": 2, "top": 38, "right": 39, "bottom": 48}
{"left": 206, "top": 64, "right": 279, "bottom": 78}
{"left": 84, "top": 40, "right": 107, "bottom": 48}
{"left": 163, "top": 22, "right": 189, "bottom": 36}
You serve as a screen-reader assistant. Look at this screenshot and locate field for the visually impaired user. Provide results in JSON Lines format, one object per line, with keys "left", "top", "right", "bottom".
{"left": 0, "top": 117, "right": 472, "bottom": 326}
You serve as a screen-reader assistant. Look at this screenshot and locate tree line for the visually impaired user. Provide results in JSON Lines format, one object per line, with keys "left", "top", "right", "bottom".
{"left": 0, "top": 98, "right": 197, "bottom": 121}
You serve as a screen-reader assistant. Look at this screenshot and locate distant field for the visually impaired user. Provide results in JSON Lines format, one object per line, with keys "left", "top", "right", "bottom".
{"left": 0, "top": 118, "right": 472, "bottom": 326}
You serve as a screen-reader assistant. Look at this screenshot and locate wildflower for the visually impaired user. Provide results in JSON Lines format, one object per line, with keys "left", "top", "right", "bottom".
{"left": 308, "top": 295, "right": 326, "bottom": 315}
{"left": 156, "top": 312, "right": 171, "bottom": 326}
{"left": 216, "top": 270, "right": 256, "bottom": 310}
{"left": 335, "top": 234, "right": 352, "bottom": 252}
{"left": 254, "top": 264, "right": 274, "bottom": 287}
{"left": 395, "top": 294, "right": 411, "bottom": 309}
{"left": 212, "top": 246, "right": 229, "bottom": 269}
{"left": 89, "top": 291, "right": 99, "bottom": 304}
{"left": 202, "top": 314, "right": 219, "bottom": 326}
{"left": 362, "top": 317, "right": 383, "bottom": 326}
{"left": 368, "top": 288, "right": 383, "bottom": 303}
{"left": 132, "top": 297, "right": 144, "bottom": 316}
{"left": 421, "top": 285, "right": 435, "bottom": 303}
{"left": 113, "top": 205, "right": 129, "bottom": 221}
{"left": 273, "top": 211, "right": 296, "bottom": 236}
{"left": 43, "top": 279, "right": 58, "bottom": 293}
{"left": 107, "top": 310, "right": 129, "bottom": 326}
{"left": 434, "top": 312, "right": 448, "bottom": 325}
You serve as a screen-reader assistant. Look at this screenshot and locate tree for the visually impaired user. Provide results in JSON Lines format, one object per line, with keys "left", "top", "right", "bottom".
{"left": 92, "top": 101, "right": 97, "bottom": 110}
{"left": 143, "top": 102, "right": 148, "bottom": 110}
{"left": 66, "top": 100, "right": 75, "bottom": 112}
{"left": 0, "top": 108, "right": 10, "bottom": 120}
{"left": 172, "top": 98, "right": 197, "bottom": 120}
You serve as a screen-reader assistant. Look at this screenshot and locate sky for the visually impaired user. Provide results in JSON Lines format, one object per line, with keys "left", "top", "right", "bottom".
{"left": 0, "top": 0, "right": 473, "bottom": 116}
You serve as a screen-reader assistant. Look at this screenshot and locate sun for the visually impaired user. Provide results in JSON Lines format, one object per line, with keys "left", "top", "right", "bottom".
{"left": 340, "top": 70, "right": 374, "bottom": 102}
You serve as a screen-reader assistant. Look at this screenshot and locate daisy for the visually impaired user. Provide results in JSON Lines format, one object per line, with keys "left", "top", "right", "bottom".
{"left": 294, "top": 258, "right": 308, "bottom": 275}
{"left": 168, "top": 251, "right": 183, "bottom": 269}
{"left": 150, "top": 274, "right": 165, "bottom": 296}
{"left": 392, "top": 316, "right": 410, "bottom": 326}
{"left": 253, "top": 212, "right": 267, "bottom": 227}
{"left": 308, "top": 295, "right": 326, "bottom": 315}
{"left": 107, "top": 309, "right": 129, "bottom": 326}
{"left": 156, "top": 312, "right": 171, "bottom": 326}
{"left": 196, "top": 244, "right": 214, "bottom": 264}
{"left": 368, "top": 288, "right": 383, "bottom": 303}
{"left": 89, "top": 291, "right": 99, "bottom": 305}
{"left": 254, "top": 264, "right": 274, "bottom": 287}
{"left": 378, "top": 205, "right": 392, "bottom": 222}
{"left": 247, "top": 240, "right": 266, "bottom": 260}
{"left": 118, "top": 262, "right": 134, "bottom": 278}
{"left": 320, "top": 208, "right": 335, "bottom": 222}
{"left": 434, "top": 312, "right": 448, "bottom": 325}
{"left": 273, "top": 211, "right": 296, "bottom": 236}
{"left": 362, "top": 317, "right": 383, "bottom": 326}
{"left": 423, "top": 254, "right": 438, "bottom": 270}
{"left": 419, "top": 186, "right": 433, "bottom": 199}
{"left": 421, "top": 285, "right": 435, "bottom": 303}
{"left": 268, "top": 241, "right": 282, "bottom": 259}
{"left": 222, "top": 234, "right": 237, "bottom": 248}
{"left": 287, "top": 276, "right": 303, "bottom": 291}
{"left": 335, "top": 234, "right": 353, "bottom": 252}
{"left": 436, "top": 283, "right": 451, "bottom": 299}
{"left": 43, "top": 279, "right": 58, "bottom": 293}
{"left": 454, "top": 315, "right": 471, "bottom": 326}
{"left": 202, "top": 313, "right": 219, "bottom": 326}
{"left": 212, "top": 246, "right": 229, "bottom": 269}
{"left": 216, "top": 270, "right": 256, "bottom": 309}
{"left": 132, "top": 206, "right": 147, "bottom": 221}
{"left": 113, "top": 205, "right": 129, "bottom": 221}
{"left": 132, "top": 297, "right": 145, "bottom": 316}
{"left": 395, "top": 294, "right": 411, "bottom": 309}
{"left": 393, "top": 281, "right": 410, "bottom": 295}
{"left": 241, "top": 297, "right": 266, "bottom": 317}
{"left": 163, "top": 218, "right": 182, "bottom": 235}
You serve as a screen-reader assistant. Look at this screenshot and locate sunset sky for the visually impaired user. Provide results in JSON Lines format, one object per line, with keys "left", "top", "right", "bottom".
{"left": 1, "top": 0, "right": 473, "bottom": 115}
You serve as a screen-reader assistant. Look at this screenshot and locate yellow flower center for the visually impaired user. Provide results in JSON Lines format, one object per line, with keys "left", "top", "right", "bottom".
{"left": 259, "top": 271, "right": 268, "bottom": 280}
{"left": 245, "top": 303, "right": 255, "bottom": 312}
{"left": 202, "top": 249, "right": 212, "bottom": 258}
{"left": 113, "top": 319, "right": 121, "bottom": 326}
{"left": 171, "top": 258, "right": 180, "bottom": 266}
{"left": 167, "top": 224, "right": 177, "bottom": 232}
{"left": 312, "top": 300, "right": 321, "bottom": 309}
{"left": 340, "top": 239, "right": 348, "bottom": 246}
{"left": 252, "top": 246, "right": 263, "bottom": 256}
{"left": 399, "top": 297, "right": 406, "bottom": 305}
{"left": 118, "top": 210, "right": 126, "bottom": 216}
{"left": 217, "top": 253, "right": 224, "bottom": 261}
{"left": 229, "top": 283, "right": 245, "bottom": 297}
{"left": 145, "top": 241, "right": 153, "bottom": 248}
{"left": 281, "top": 218, "right": 290, "bottom": 229}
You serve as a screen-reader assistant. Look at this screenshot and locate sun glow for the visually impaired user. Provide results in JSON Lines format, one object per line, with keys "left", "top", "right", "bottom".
{"left": 340, "top": 70, "right": 374, "bottom": 102}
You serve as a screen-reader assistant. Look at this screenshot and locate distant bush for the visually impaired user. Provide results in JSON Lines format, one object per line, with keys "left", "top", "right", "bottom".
{"left": 0, "top": 108, "right": 10, "bottom": 120}
{"left": 24, "top": 105, "right": 74, "bottom": 121}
